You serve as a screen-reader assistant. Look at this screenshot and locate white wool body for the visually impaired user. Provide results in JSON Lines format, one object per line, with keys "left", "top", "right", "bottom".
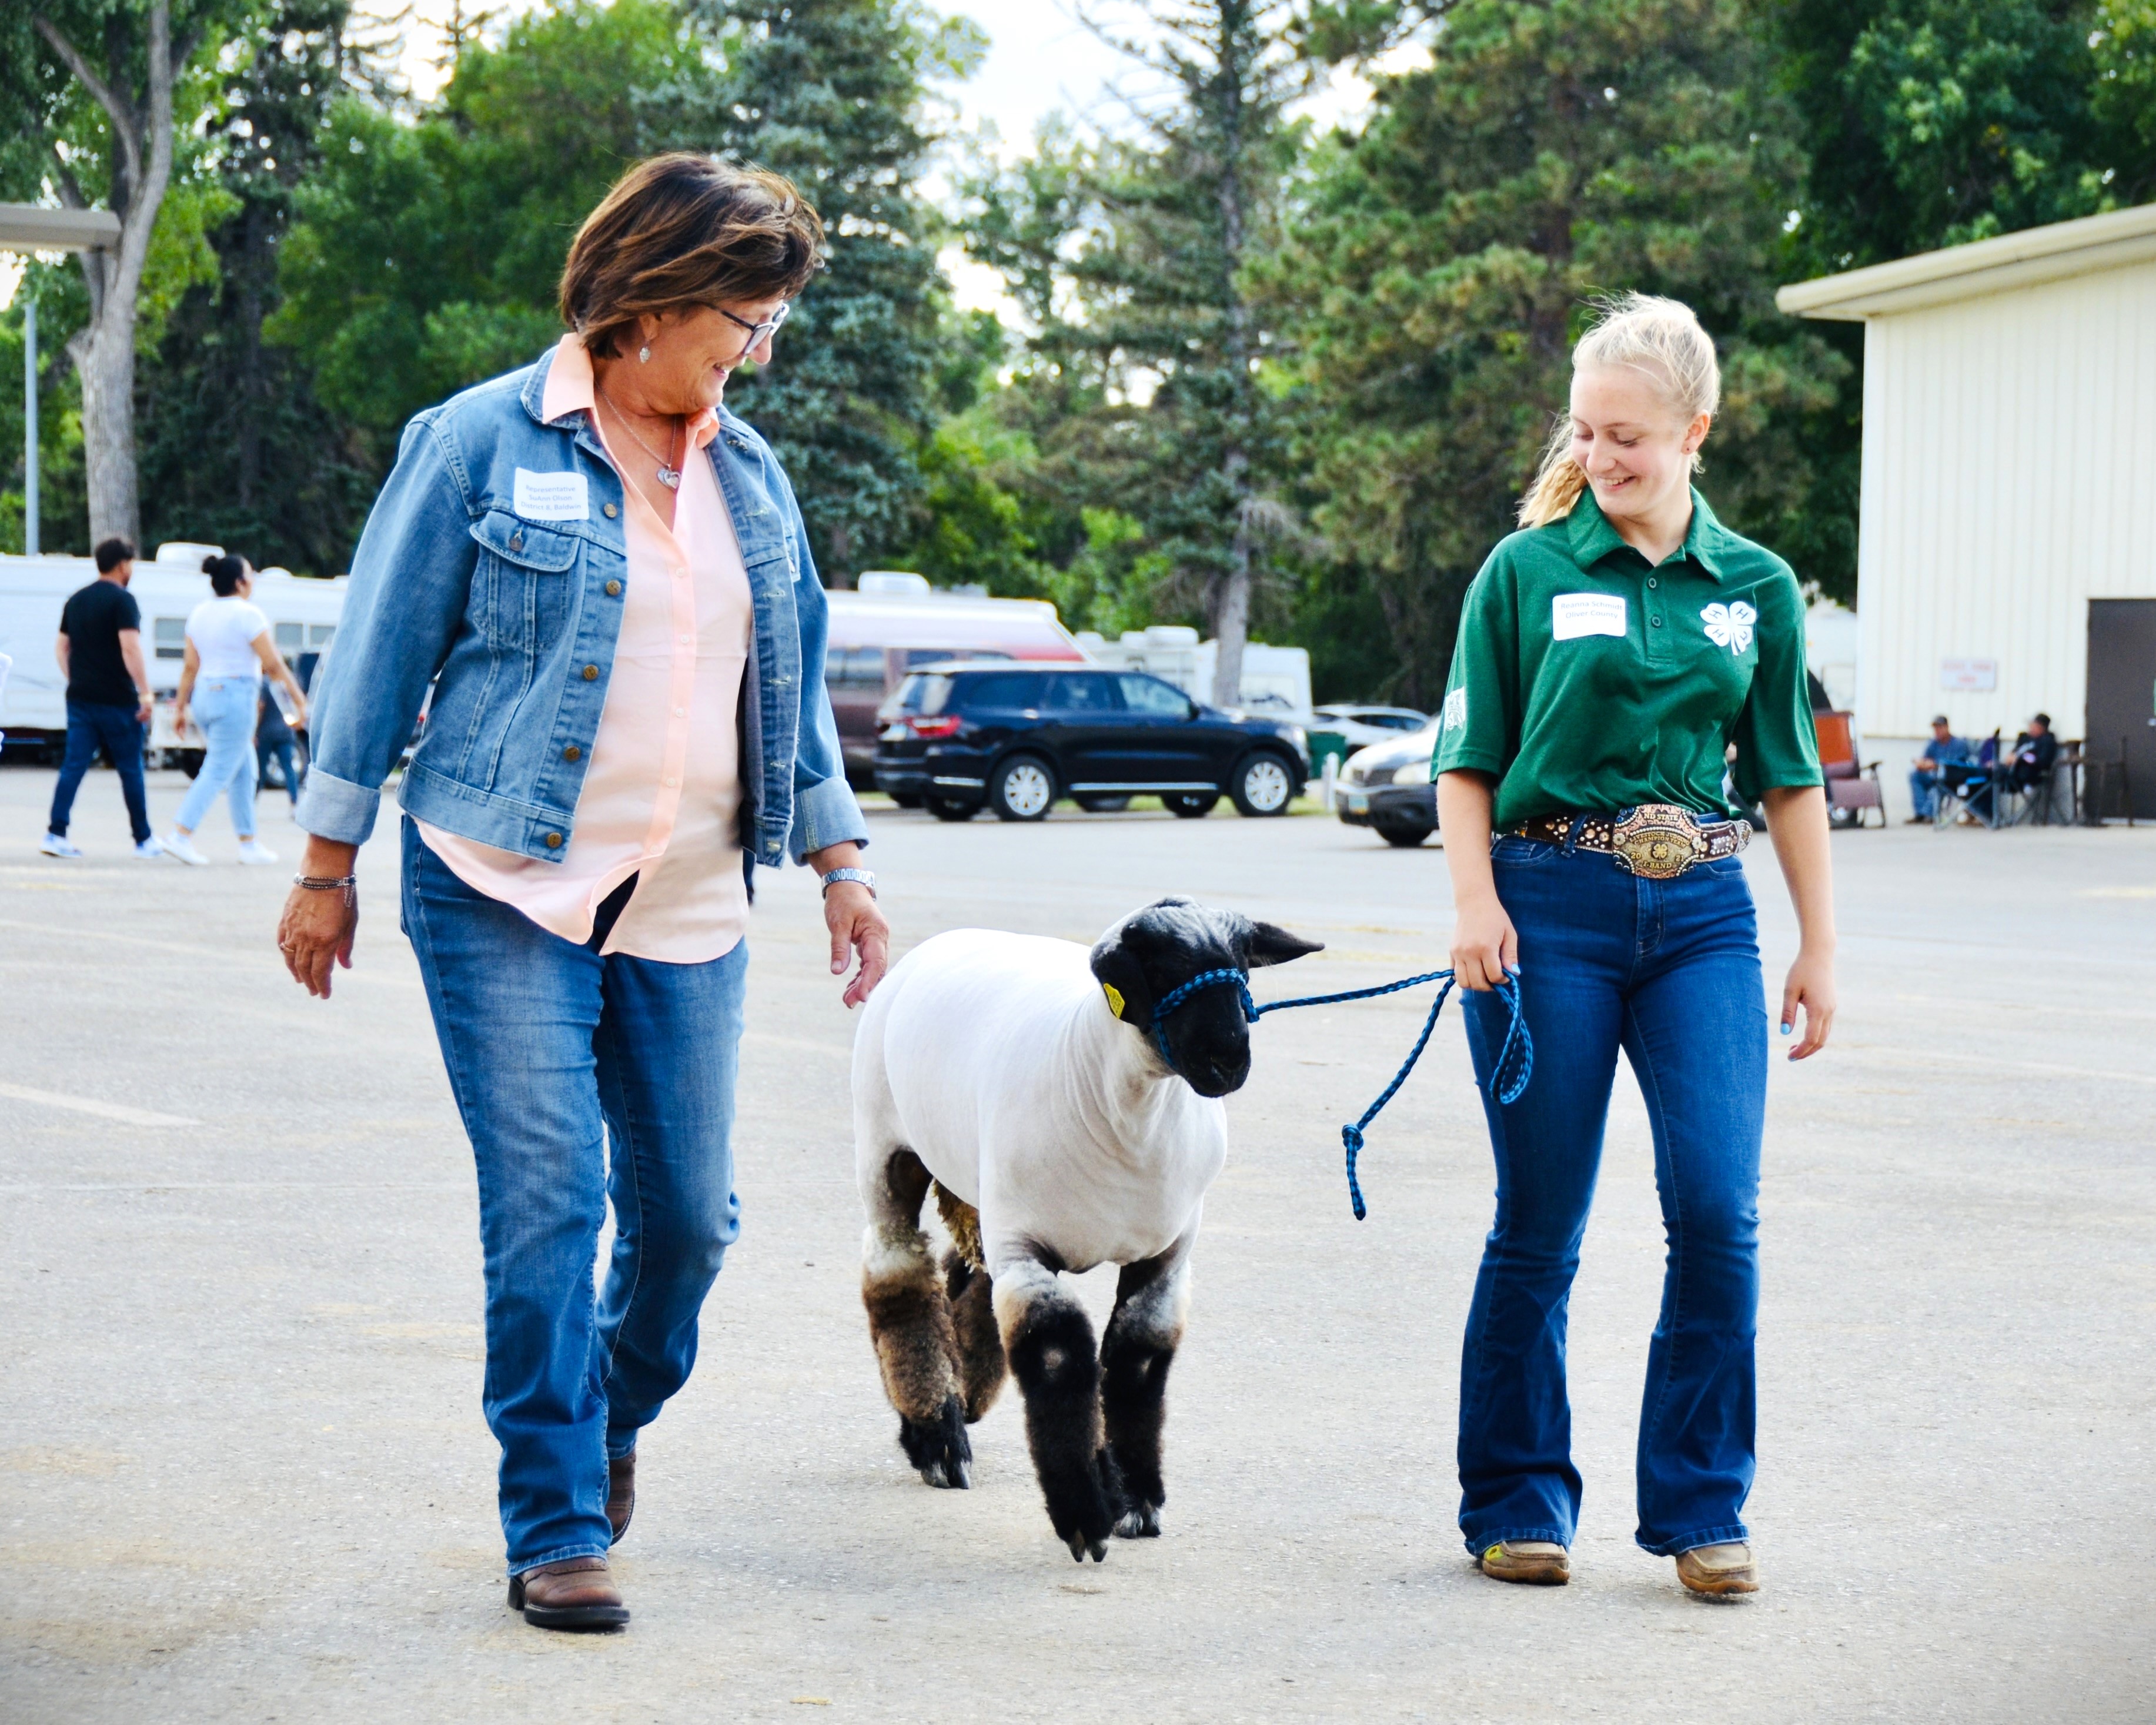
{"left": 853, "top": 928, "right": 1227, "bottom": 1277}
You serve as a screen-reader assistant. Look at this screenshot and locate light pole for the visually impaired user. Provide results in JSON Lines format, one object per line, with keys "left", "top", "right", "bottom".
{"left": 2, "top": 204, "right": 122, "bottom": 557}
{"left": 22, "top": 288, "right": 36, "bottom": 556}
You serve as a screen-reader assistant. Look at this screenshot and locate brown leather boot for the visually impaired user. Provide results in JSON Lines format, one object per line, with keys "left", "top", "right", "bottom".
{"left": 1675, "top": 1542, "right": 1759, "bottom": 1596}
{"left": 1477, "top": 1540, "right": 1570, "bottom": 1585}
{"left": 607, "top": 1450, "right": 636, "bottom": 1543}
{"left": 507, "top": 1557, "right": 629, "bottom": 1630}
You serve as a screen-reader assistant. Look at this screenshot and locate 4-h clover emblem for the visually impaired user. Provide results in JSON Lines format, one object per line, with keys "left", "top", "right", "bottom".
{"left": 1700, "top": 601, "right": 1757, "bottom": 655}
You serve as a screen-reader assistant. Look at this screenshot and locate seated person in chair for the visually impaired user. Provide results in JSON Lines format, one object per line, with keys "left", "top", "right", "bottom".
{"left": 1907, "top": 715, "right": 1970, "bottom": 823}
{"left": 2008, "top": 713, "right": 2059, "bottom": 793}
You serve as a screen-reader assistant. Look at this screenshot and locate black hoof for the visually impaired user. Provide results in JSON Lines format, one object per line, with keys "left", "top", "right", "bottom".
{"left": 1115, "top": 1502, "right": 1161, "bottom": 1538}
{"left": 897, "top": 1395, "right": 971, "bottom": 1489}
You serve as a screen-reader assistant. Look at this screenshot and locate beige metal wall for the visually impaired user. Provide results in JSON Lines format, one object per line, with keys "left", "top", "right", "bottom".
{"left": 1855, "top": 259, "right": 2156, "bottom": 745}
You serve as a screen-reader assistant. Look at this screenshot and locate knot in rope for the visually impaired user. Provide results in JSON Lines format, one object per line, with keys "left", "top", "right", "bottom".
{"left": 1146, "top": 962, "right": 1532, "bottom": 1220}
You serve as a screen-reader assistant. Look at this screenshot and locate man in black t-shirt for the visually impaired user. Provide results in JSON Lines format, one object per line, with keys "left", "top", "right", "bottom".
{"left": 42, "top": 538, "right": 161, "bottom": 858}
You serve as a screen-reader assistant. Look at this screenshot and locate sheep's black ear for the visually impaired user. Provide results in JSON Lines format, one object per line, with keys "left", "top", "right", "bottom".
{"left": 1242, "top": 919, "right": 1324, "bottom": 969}
{"left": 1089, "top": 932, "right": 1155, "bottom": 1029}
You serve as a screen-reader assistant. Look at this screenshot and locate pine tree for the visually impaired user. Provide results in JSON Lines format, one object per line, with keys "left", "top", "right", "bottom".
{"left": 1268, "top": 0, "right": 1845, "bottom": 701}
{"left": 658, "top": 0, "right": 982, "bottom": 577}
{"left": 970, "top": 3, "right": 1305, "bottom": 703}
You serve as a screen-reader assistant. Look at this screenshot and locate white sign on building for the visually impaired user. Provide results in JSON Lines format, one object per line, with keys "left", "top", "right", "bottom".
{"left": 1938, "top": 657, "right": 1999, "bottom": 693}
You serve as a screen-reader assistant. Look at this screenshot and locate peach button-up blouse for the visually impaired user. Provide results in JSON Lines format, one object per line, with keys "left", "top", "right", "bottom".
{"left": 416, "top": 336, "right": 753, "bottom": 962}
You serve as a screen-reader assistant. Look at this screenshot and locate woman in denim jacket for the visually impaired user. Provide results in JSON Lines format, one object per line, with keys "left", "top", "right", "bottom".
{"left": 276, "top": 156, "right": 889, "bottom": 1630}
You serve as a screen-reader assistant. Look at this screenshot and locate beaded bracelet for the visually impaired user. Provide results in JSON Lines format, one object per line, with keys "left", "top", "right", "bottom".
{"left": 293, "top": 872, "right": 358, "bottom": 908}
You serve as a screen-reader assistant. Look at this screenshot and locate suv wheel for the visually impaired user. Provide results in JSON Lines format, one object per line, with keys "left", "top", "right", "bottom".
{"left": 1377, "top": 821, "right": 1432, "bottom": 848}
{"left": 989, "top": 755, "right": 1056, "bottom": 822}
{"left": 925, "top": 795, "right": 978, "bottom": 823}
{"left": 1230, "top": 753, "right": 1296, "bottom": 817}
{"left": 1163, "top": 792, "right": 1219, "bottom": 818}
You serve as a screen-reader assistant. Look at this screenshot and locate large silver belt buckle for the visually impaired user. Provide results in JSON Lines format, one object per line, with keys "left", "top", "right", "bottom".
{"left": 1610, "top": 805, "right": 1704, "bottom": 879}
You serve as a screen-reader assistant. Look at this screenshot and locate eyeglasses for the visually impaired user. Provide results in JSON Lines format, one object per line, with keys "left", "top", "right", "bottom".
{"left": 716, "top": 300, "right": 790, "bottom": 362}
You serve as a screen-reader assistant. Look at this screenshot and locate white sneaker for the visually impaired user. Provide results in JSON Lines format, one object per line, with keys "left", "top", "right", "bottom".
{"left": 39, "top": 832, "right": 83, "bottom": 858}
{"left": 133, "top": 836, "right": 166, "bottom": 859}
{"left": 236, "top": 840, "right": 279, "bottom": 866}
{"left": 162, "top": 831, "right": 210, "bottom": 866}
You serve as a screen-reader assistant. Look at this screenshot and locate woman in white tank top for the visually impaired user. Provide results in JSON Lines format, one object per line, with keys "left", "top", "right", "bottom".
{"left": 163, "top": 553, "right": 311, "bottom": 865}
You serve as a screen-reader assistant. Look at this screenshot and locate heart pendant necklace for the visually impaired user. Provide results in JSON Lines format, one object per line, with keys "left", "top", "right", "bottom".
{"left": 599, "top": 386, "right": 682, "bottom": 490}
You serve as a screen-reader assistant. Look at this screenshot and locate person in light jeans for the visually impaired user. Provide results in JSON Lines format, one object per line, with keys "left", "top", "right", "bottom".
{"left": 164, "top": 553, "right": 309, "bottom": 865}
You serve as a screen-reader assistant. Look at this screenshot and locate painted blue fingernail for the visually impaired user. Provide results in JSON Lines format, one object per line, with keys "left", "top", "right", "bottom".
{"left": 1779, "top": 1022, "right": 1792, "bottom": 1035}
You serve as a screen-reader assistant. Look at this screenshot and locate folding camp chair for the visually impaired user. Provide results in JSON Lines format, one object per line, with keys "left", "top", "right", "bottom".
{"left": 1813, "top": 710, "right": 1886, "bottom": 828}
{"left": 1940, "top": 733, "right": 2004, "bottom": 827}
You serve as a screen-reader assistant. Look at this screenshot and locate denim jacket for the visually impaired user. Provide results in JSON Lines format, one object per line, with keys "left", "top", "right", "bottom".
{"left": 296, "top": 347, "right": 867, "bottom": 872}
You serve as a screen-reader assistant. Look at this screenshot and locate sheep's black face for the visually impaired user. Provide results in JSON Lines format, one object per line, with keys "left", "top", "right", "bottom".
{"left": 1089, "top": 897, "right": 1323, "bottom": 1097}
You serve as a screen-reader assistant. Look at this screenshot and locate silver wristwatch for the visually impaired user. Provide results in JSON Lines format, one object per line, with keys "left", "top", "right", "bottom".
{"left": 820, "top": 866, "right": 877, "bottom": 898}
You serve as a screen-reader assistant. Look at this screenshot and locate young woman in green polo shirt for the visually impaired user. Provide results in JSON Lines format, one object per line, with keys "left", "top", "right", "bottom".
{"left": 1433, "top": 294, "right": 1837, "bottom": 1597}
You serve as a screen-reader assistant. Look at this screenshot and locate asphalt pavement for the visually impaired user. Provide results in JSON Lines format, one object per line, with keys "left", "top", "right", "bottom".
{"left": 2, "top": 763, "right": 2151, "bottom": 1722}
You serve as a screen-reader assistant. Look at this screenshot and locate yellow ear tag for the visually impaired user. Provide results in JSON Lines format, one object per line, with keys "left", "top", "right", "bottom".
{"left": 1102, "top": 983, "right": 1126, "bottom": 1020}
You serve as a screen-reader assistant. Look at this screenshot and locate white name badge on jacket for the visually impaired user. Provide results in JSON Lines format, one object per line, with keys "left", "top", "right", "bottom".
{"left": 513, "top": 467, "right": 590, "bottom": 521}
{"left": 1551, "top": 593, "right": 1627, "bottom": 640}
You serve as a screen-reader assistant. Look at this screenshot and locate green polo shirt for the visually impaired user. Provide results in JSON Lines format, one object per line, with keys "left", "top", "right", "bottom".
{"left": 1432, "top": 488, "right": 1821, "bottom": 829}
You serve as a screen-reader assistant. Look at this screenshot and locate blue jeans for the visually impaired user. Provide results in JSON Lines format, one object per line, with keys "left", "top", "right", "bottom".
{"left": 175, "top": 676, "right": 260, "bottom": 837}
{"left": 399, "top": 820, "right": 747, "bottom": 1574}
{"left": 259, "top": 737, "right": 302, "bottom": 805}
{"left": 1908, "top": 768, "right": 1941, "bottom": 820}
{"left": 48, "top": 700, "right": 151, "bottom": 843}
{"left": 1458, "top": 837, "right": 1766, "bottom": 1558}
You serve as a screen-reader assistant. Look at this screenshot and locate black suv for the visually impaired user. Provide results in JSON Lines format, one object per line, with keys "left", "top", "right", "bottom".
{"left": 874, "top": 663, "right": 1311, "bottom": 822}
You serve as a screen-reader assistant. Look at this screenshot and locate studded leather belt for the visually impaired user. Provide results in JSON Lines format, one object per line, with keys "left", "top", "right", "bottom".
{"left": 1505, "top": 804, "right": 1750, "bottom": 880}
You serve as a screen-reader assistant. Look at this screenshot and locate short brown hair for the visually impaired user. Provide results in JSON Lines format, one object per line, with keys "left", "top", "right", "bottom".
{"left": 559, "top": 154, "right": 825, "bottom": 358}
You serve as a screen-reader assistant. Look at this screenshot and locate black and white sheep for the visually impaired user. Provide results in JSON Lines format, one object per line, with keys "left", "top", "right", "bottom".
{"left": 852, "top": 897, "right": 1321, "bottom": 1560}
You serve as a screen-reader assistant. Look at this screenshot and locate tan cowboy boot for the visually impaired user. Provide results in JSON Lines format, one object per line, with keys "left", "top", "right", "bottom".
{"left": 1675, "top": 1542, "right": 1759, "bottom": 1596}
{"left": 608, "top": 1450, "right": 636, "bottom": 1543}
{"left": 507, "top": 1557, "right": 630, "bottom": 1630}
{"left": 1478, "top": 1540, "right": 1571, "bottom": 1585}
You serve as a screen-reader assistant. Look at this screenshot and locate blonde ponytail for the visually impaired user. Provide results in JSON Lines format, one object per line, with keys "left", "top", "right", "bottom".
{"left": 1516, "top": 292, "right": 1722, "bottom": 528}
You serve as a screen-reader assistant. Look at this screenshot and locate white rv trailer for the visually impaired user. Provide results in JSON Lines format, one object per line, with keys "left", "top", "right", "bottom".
{"left": 0, "top": 543, "right": 347, "bottom": 762}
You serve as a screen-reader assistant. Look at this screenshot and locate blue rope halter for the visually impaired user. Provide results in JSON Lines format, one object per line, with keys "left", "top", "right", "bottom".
{"left": 1148, "top": 963, "right": 1532, "bottom": 1221}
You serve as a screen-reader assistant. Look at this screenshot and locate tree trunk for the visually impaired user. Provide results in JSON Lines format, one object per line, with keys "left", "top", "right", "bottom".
{"left": 1211, "top": 474, "right": 1253, "bottom": 708}
{"left": 69, "top": 318, "right": 142, "bottom": 546}
{"left": 1206, "top": 4, "right": 1256, "bottom": 708}
{"left": 36, "top": 0, "right": 180, "bottom": 548}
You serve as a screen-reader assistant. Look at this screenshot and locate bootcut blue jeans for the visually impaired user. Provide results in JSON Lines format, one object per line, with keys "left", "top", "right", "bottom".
{"left": 400, "top": 818, "right": 747, "bottom": 1575}
{"left": 1458, "top": 834, "right": 1766, "bottom": 1559}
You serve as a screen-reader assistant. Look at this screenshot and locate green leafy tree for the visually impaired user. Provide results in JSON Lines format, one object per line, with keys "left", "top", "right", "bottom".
{"left": 133, "top": 0, "right": 386, "bottom": 571}
{"left": 2092, "top": 0, "right": 2156, "bottom": 200}
{"left": 1776, "top": 0, "right": 2155, "bottom": 269}
{"left": 1, "top": 0, "right": 246, "bottom": 542}
{"left": 1265, "top": 0, "right": 1845, "bottom": 703}
{"left": 270, "top": 0, "right": 699, "bottom": 440}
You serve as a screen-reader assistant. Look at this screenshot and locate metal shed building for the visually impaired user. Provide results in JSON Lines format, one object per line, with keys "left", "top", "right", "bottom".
{"left": 1777, "top": 203, "right": 2156, "bottom": 818}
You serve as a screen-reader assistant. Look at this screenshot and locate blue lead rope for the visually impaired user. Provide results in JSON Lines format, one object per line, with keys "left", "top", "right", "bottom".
{"left": 1150, "top": 964, "right": 1532, "bottom": 1221}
